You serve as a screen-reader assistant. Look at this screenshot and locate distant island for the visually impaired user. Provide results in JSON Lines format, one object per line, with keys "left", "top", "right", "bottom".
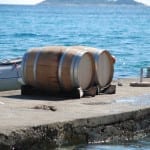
{"left": 40, "top": 0, "right": 142, "bottom": 5}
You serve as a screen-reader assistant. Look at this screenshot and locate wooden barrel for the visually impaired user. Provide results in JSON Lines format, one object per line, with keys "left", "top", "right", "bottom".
{"left": 21, "top": 46, "right": 66, "bottom": 92}
{"left": 22, "top": 46, "right": 95, "bottom": 92}
{"left": 71, "top": 46, "right": 115, "bottom": 88}
{"left": 58, "top": 47, "right": 95, "bottom": 91}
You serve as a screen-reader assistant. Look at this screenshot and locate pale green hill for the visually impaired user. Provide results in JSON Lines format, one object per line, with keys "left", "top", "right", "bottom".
{"left": 41, "top": 0, "right": 141, "bottom": 5}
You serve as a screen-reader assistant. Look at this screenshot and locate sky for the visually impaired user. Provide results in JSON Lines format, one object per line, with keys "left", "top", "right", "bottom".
{"left": 0, "top": 0, "right": 150, "bottom": 6}
{"left": 0, "top": 0, "right": 45, "bottom": 5}
{"left": 134, "top": 0, "right": 150, "bottom": 6}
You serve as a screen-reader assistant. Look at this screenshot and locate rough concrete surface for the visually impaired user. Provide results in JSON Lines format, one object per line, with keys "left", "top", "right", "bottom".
{"left": 0, "top": 78, "right": 150, "bottom": 149}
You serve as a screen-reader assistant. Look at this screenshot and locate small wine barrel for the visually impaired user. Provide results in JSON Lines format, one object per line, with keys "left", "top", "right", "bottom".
{"left": 22, "top": 46, "right": 66, "bottom": 92}
{"left": 22, "top": 46, "right": 95, "bottom": 92}
{"left": 71, "top": 46, "right": 115, "bottom": 88}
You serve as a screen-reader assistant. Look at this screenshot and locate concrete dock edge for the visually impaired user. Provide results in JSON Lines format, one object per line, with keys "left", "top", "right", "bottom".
{"left": 0, "top": 78, "right": 150, "bottom": 149}
{"left": 0, "top": 107, "right": 150, "bottom": 150}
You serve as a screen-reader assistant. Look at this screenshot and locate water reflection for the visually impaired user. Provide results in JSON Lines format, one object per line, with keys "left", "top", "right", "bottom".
{"left": 76, "top": 136, "right": 150, "bottom": 150}
{"left": 115, "top": 95, "right": 150, "bottom": 106}
{"left": 54, "top": 136, "right": 150, "bottom": 150}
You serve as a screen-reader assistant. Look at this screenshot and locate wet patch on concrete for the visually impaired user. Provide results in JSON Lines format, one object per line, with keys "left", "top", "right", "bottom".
{"left": 0, "top": 101, "right": 4, "bottom": 105}
{"left": 115, "top": 95, "right": 150, "bottom": 106}
{"left": 82, "top": 101, "right": 112, "bottom": 105}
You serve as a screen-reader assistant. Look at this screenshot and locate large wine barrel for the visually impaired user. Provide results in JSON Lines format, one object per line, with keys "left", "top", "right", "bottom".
{"left": 58, "top": 47, "right": 95, "bottom": 91}
{"left": 71, "top": 46, "right": 115, "bottom": 88}
{"left": 22, "top": 46, "right": 95, "bottom": 92}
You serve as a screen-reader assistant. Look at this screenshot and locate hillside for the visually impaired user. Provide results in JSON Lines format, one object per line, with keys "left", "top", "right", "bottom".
{"left": 41, "top": 0, "right": 140, "bottom": 5}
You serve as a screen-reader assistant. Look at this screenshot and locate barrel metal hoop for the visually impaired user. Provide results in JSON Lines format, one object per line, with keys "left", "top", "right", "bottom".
{"left": 103, "top": 51, "right": 114, "bottom": 87}
{"left": 70, "top": 54, "right": 79, "bottom": 87}
{"left": 72, "top": 50, "right": 87, "bottom": 88}
{"left": 94, "top": 51, "right": 101, "bottom": 84}
{"left": 33, "top": 51, "right": 41, "bottom": 82}
{"left": 21, "top": 53, "right": 28, "bottom": 83}
{"left": 58, "top": 48, "right": 70, "bottom": 88}
{"left": 94, "top": 51, "right": 100, "bottom": 73}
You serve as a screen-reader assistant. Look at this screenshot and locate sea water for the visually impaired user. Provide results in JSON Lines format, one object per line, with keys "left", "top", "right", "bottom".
{"left": 76, "top": 136, "right": 150, "bottom": 150}
{"left": 0, "top": 4, "right": 149, "bottom": 149}
{"left": 0, "top": 4, "right": 150, "bottom": 78}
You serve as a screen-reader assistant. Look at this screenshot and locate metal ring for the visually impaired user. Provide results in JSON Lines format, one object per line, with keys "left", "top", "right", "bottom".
{"left": 94, "top": 50, "right": 102, "bottom": 84}
{"left": 70, "top": 54, "right": 79, "bottom": 87}
{"left": 33, "top": 51, "right": 41, "bottom": 83}
{"left": 58, "top": 48, "right": 70, "bottom": 88}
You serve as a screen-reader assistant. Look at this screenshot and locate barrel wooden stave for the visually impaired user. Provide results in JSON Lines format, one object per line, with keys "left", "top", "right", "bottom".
{"left": 22, "top": 46, "right": 66, "bottom": 92}
{"left": 36, "top": 51, "right": 60, "bottom": 91}
{"left": 22, "top": 48, "right": 41, "bottom": 86}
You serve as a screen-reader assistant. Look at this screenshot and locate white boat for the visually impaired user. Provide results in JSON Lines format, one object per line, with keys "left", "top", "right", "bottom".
{"left": 0, "top": 58, "right": 22, "bottom": 91}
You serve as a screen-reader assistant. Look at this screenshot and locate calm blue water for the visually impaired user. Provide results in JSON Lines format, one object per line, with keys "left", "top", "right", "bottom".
{"left": 76, "top": 136, "right": 150, "bottom": 150}
{"left": 0, "top": 5, "right": 150, "bottom": 78}
{"left": 57, "top": 135, "right": 150, "bottom": 150}
{"left": 0, "top": 4, "right": 149, "bottom": 149}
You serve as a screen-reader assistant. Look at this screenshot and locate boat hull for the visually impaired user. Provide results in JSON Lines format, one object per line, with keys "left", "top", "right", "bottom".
{"left": 0, "top": 58, "right": 22, "bottom": 91}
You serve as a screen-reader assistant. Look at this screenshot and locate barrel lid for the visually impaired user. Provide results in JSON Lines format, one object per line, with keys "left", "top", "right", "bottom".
{"left": 76, "top": 53, "right": 94, "bottom": 90}
{"left": 96, "top": 51, "right": 114, "bottom": 87}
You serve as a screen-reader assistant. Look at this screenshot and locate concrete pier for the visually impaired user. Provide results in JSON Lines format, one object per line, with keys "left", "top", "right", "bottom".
{"left": 0, "top": 78, "right": 150, "bottom": 149}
